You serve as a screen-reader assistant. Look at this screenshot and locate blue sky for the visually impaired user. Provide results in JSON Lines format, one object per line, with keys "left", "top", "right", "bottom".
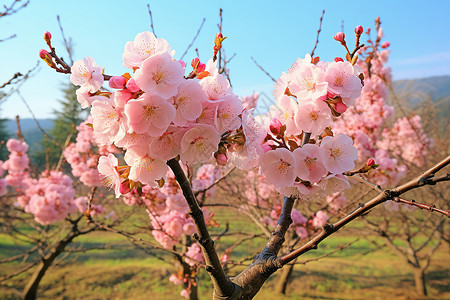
{"left": 1, "top": 0, "right": 449, "bottom": 119}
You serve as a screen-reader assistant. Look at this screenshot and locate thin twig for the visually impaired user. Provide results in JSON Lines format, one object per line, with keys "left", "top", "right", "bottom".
{"left": 393, "top": 196, "right": 449, "bottom": 218}
{"left": 147, "top": 4, "right": 156, "bottom": 37}
{"left": 251, "top": 57, "right": 276, "bottom": 83}
{"left": 180, "top": 18, "right": 206, "bottom": 61}
{"left": 310, "top": 10, "right": 325, "bottom": 57}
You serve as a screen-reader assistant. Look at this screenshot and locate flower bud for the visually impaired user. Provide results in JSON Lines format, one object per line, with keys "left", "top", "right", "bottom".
{"left": 381, "top": 41, "right": 390, "bottom": 48}
{"left": 119, "top": 180, "right": 131, "bottom": 195}
{"left": 334, "top": 57, "right": 344, "bottom": 62}
{"left": 366, "top": 158, "right": 375, "bottom": 166}
{"left": 334, "top": 32, "right": 345, "bottom": 43}
{"left": 334, "top": 102, "right": 347, "bottom": 114}
{"left": 178, "top": 59, "right": 186, "bottom": 68}
{"left": 269, "top": 118, "right": 282, "bottom": 134}
{"left": 43, "top": 31, "right": 52, "bottom": 48}
{"left": 215, "top": 153, "right": 227, "bottom": 166}
{"left": 126, "top": 78, "right": 140, "bottom": 93}
{"left": 191, "top": 58, "right": 200, "bottom": 69}
{"left": 108, "top": 76, "right": 126, "bottom": 89}
{"left": 39, "top": 49, "right": 56, "bottom": 68}
{"left": 354, "top": 25, "right": 363, "bottom": 36}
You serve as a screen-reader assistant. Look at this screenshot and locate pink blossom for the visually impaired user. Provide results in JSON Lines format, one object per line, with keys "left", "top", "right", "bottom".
{"left": 312, "top": 210, "right": 329, "bottom": 228}
{"left": 149, "top": 126, "right": 186, "bottom": 160}
{"left": 180, "top": 124, "right": 220, "bottom": 164}
{"left": 320, "top": 133, "right": 358, "bottom": 174}
{"left": 289, "top": 61, "right": 328, "bottom": 101}
{"left": 295, "top": 100, "right": 332, "bottom": 135}
{"left": 185, "top": 243, "right": 205, "bottom": 266}
{"left": 324, "top": 61, "right": 362, "bottom": 104}
{"left": 98, "top": 154, "right": 122, "bottom": 198}
{"left": 122, "top": 31, "right": 172, "bottom": 69}
{"left": 215, "top": 95, "right": 243, "bottom": 133}
{"left": 180, "top": 289, "right": 191, "bottom": 299}
{"left": 293, "top": 144, "right": 327, "bottom": 183}
{"left": 108, "top": 76, "right": 126, "bottom": 89}
{"left": 125, "top": 93, "right": 176, "bottom": 136}
{"left": 134, "top": 52, "right": 184, "bottom": 98}
{"left": 124, "top": 147, "right": 167, "bottom": 187}
{"left": 169, "top": 80, "right": 206, "bottom": 126}
{"left": 260, "top": 148, "right": 296, "bottom": 189}
{"left": 70, "top": 57, "right": 104, "bottom": 92}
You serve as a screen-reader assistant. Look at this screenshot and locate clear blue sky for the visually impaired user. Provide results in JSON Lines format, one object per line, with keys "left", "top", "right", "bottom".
{"left": 1, "top": 0, "right": 449, "bottom": 119}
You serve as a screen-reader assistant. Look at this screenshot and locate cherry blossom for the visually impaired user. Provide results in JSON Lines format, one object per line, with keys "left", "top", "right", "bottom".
{"left": 70, "top": 57, "right": 104, "bottom": 92}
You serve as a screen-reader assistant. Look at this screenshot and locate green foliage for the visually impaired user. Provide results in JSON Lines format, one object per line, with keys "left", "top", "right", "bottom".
{"left": 32, "top": 82, "right": 87, "bottom": 169}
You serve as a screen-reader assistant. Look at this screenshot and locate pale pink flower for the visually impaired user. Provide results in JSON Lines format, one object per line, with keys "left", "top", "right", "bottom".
{"left": 200, "top": 73, "right": 232, "bottom": 101}
{"left": 293, "top": 144, "right": 327, "bottom": 183}
{"left": 215, "top": 95, "right": 243, "bottom": 133}
{"left": 6, "top": 139, "right": 28, "bottom": 153}
{"left": 98, "top": 154, "right": 122, "bottom": 198}
{"left": 125, "top": 93, "right": 176, "bottom": 136}
{"left": 312, "top": 210, "right": 329, "bottom": 228}
{"left": 124, "top": 147, "right": 167, "bottom": 187}
{"left": 180, "top": 289, "right": 191, "bottom": 299}
{"left": 320, "top": 174, "right": 351, "bottom": 194}
{"left": 122, "top": 31, "right": 172, "bottom": 69}
{"left": 180, "top": 124, "right": 220, "bottom": 164}
{"left": 320, "top": 133, "right": 358, "bottom": 174}
{"left": 134, "top": 53, "right": 184, "bottom": 98}
{"left": 289, "top": 63, "right": 328, "bottom": 101}
{"left": 185, "top": 243, "right": 205, "bottom": 266}
{"left": 260, "top": 148, "right": 296, "bottom": 189}
{"left": 295, "top": 100, "right": 332, "bottom": 135}
{"left": 91, "top": 96, "right": 129, "bottom": 145}
{"left": 274, "top": 95, "right": 299, "bottom": 136}
{"left": 70, "top": 57, "right": 104, "bottom": 92}
{"left": 324, "top": 61, "right": 362, "bottom": 103}
{"left": 169, "top": 80, "right": 206, "bottom": 126}
{"left": 169, "top": 274, "right": 183, "bottom": 285}
{"left": 150, "top": 126, "right": 186, "bottom": 160}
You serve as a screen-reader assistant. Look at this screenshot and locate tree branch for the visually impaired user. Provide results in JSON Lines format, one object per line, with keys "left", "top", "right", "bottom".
{"left": 167, "top": 158, "right": 235, "bottom": 298}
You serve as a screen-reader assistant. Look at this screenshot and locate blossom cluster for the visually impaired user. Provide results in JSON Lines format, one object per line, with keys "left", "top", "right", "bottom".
{"left": 63, "top": 116, "right": 117, "bottom": 187}
{"left": 67, "top": 30, "right": 364, "bottom": 200}
{"left": 333, "top": 24, "right": 431, "bottom": 186}
{"left": 0, "top": 138, "right": 106, "bottom": 224}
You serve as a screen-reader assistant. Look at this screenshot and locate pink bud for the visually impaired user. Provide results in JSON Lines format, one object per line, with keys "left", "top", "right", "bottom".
{"left": 381, "top": 41, "right": 390, "bottom": 48}
{"left": 108, "top": 76, "right": 126, "bottom": 89}
{"left": 191, "top": 58, "right": 200, "bottom": 68}
{"left": 327, "top": 90, "right": 338, "bottom": 98}
{"left": 335, "top": 102, "right": 347, "bottom": 114}
{"left": 126, "top": 78, "right": 140, "bottom": 93}
{"left": 354, "top": 26, "right": 363, "bottom": 35}
{"left": 119, "top": 181, "right": 131, "bottom": 195}
{"left": 197, "top": 62, "right": 206, "bottom": 73}
{"left": 334, "top": 57, "right": 344, "bottom": 62}
{"left": 215, "top": 153, "right": 227, "bottom": 166}
{"left": 43, "top": 31, "right": 52, "bottom": 48}
{"left": 261, "top": 143, "right": 272, "bottom": 153}
{"left": 334, "top": 32, "right": 345, "bottom": 43}
{"left": 269, "top": 118, "right": 282, "bottom": 134}
{"left": 366, "top": 27, "right": 371, "bottom": 34}
{"left": 39, "top": 49, "right": 50, "bottom": 59}
{"left": 366, "top": 158, "right": 375, "bottom": 166}
{"left": 115, "top": 89, "right": 132, "bottom": 104}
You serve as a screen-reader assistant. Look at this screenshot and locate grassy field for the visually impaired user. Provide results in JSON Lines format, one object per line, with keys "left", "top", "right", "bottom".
{"left": 1, "top": 207, "right": 449, "bottom": 300}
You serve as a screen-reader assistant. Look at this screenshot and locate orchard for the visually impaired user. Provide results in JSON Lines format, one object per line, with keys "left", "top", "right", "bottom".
{"left": 0, "top": 2, "right": 448, "bottom": 300}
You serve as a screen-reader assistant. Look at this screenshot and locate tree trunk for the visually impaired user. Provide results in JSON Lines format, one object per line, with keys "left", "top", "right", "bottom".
{"left": 413, "top": 267, "right": 427, "bottom": 296}
{"left": 22, "top": 259, "right": 54, "bottom": 300}
{"left": 275, "top": 262, "right": 294, "bottom": 295}
{"left": 189, "top": 281, "right": 199, "bottom": 300}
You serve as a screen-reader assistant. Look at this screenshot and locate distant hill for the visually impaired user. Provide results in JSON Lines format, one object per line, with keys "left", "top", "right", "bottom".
{"left": 4, "top": 118, "right": 54, "bottom": 150}
{"left": 392, "top": 75, "right": 450, "bottom": 103}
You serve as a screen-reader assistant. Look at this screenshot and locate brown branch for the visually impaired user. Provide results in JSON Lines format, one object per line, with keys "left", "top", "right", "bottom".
{"left": 393, "top": 196, "right": 449, "bottom": 218}
{"left": 15, "top": 115, "right": 24, "bottom": 142}
{"left": 310, "top": 10, "right": 325, "bottom": 58}
{"left": 0, "top": 0, "right": 29, "bottom": 18}
{"left": 180, "top": 18, "right": 206, "bottom": 61}
{"left": 147, "top": 4, "right": 156, "bottom": 37}
{"left": 251, "top": 57, "right": 276, "bottom": 83}
{"left": 0, "top": 72, "right": 22, "bottom": 88}
{"left": 278, "top": 154, "right": 450, "bottom": 266}
{"left": 56, "top": 15, "right": 73, "bottom": 65}
{"left": 167, "top": 158, "right": 235, "bottom": 298}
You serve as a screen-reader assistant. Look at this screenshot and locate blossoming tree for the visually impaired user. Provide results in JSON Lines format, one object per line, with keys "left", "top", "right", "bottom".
{"left": 34, "top": 14, "right": 450, "bottom": 300}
